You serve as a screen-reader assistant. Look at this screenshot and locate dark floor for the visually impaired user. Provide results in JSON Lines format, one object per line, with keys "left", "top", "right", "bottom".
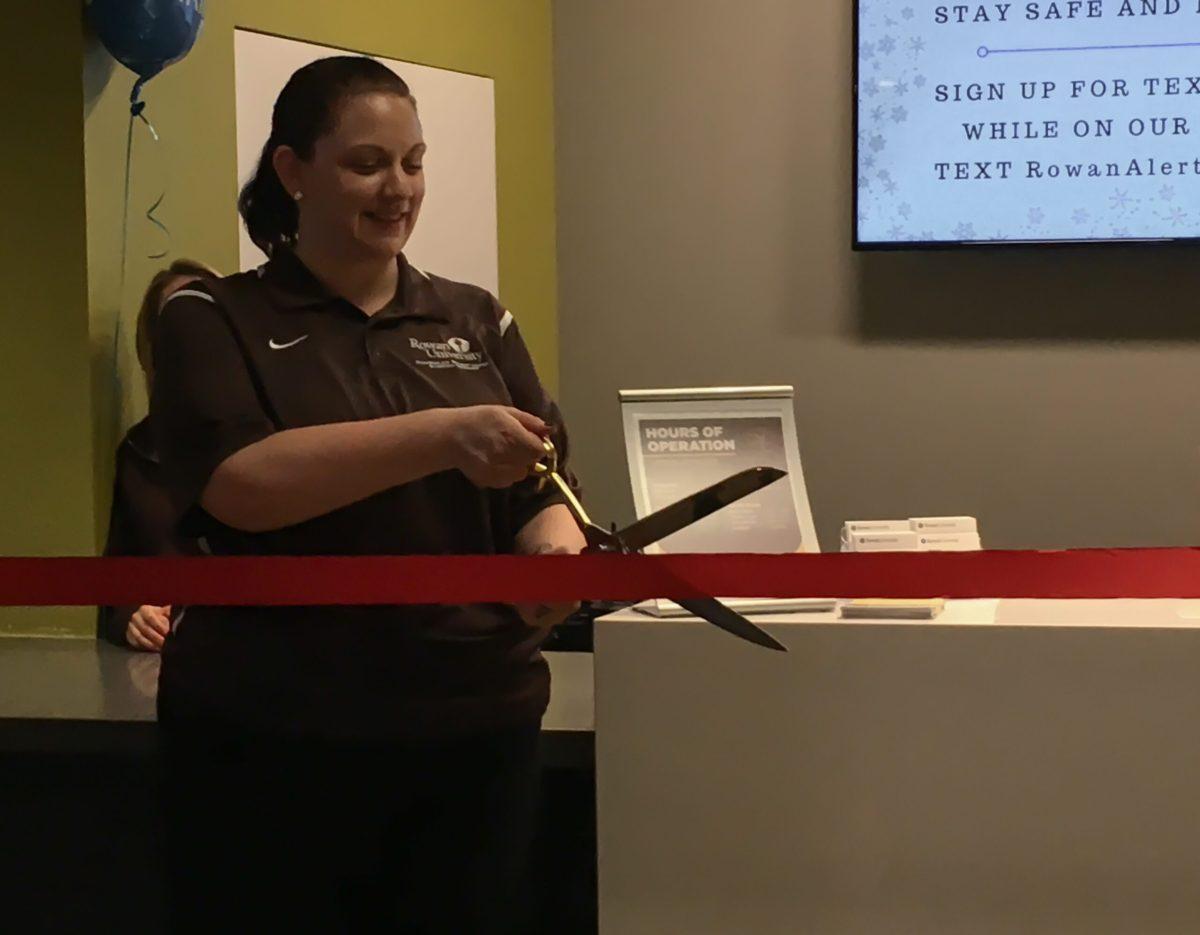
{"left": 0, "top": 748, "right": 597, "bottom": 934}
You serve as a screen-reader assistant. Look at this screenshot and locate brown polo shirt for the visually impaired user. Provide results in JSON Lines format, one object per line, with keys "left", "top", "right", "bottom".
{"left": 149, "top": 250, "right": 577, "bottom": 742}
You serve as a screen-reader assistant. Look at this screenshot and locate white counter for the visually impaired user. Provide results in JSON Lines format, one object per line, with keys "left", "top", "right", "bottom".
{"left": 592, "top": 600, "right": 1200, "bottom": 935}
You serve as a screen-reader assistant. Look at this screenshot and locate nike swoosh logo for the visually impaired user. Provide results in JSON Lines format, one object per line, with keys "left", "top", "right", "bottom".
{"left": 268, "top": 335, "right": 309, "bottom": 350}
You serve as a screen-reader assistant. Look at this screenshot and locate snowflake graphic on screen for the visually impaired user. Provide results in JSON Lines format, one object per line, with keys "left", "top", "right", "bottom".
{"left": 953, "top": 222, "right": 976, "bottom": 239}
{"left": 1028, "top": 207, "right": 1045, "bottom": 225}
{"left": 1109, "top": 189, "right": 1131, "bottom": 210}
{"left": 1166, "top": 206, "right": 1188, "bottom": 226}
{"left": 1071, "top": 208, "right": 1090, "bottom": 224}
{"left": 857, "top": 3, "right": 975, "bottom": 241}
{"left": 1159, "top": 185, "right": 1176, "bottom": 201}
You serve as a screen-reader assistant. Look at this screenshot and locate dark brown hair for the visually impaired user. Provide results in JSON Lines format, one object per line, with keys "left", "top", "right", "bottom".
{"left": 237, "top": 56, "right": 416, "bottom": 257}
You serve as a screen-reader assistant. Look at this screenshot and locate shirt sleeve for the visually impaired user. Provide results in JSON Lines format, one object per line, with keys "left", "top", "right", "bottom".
{"left": 149, "top": 285, "right": 277, "bottom": 536}
{"left": 492, "top": 302, "right": 583, "bottom": 538}
{"left": 97, "top": 427, "right": 195, "bottom": 647}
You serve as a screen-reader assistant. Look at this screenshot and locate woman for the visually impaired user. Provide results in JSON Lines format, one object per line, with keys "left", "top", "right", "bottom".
{"left": 99, "top": 259, "right": 217, "bottom": 651}
{"left": 151, "top": 57, "right": 584, "bottom": 934}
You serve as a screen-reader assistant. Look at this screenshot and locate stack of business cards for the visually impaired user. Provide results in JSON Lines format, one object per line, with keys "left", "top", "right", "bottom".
{"left": 841, "top": 517, "right": 980, "bottom": 552}
{"left": 910, "top": 516, "right": 980, "bottom": 551}
{"left": 839, "top": 598, "right": 946, "bottom": 620}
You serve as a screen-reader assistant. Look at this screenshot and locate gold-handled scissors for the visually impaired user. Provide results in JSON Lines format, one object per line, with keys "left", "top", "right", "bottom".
{"left": 532, "top": 439, "right": 598, "bottom": 540}
{"left": 529, "top": 438, "right": 788, "bottom": 651}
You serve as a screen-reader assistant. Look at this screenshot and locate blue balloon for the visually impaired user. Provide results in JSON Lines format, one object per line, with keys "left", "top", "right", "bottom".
{"left": 86, "top": 0, "right": 205, "bottom": 109}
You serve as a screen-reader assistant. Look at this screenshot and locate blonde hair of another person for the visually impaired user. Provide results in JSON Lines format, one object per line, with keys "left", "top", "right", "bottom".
{"left": 135, "top": 259, "right": 220, "bottom": 391}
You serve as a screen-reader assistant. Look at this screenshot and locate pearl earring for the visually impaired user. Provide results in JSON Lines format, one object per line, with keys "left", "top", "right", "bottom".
{"left": 293, "top": 191, "right": 304, "bottom": 201}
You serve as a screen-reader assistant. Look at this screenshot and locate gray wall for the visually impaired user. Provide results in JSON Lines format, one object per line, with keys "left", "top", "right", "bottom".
{"left": 553, "top": 0, "right": 1200, "bottom": 551}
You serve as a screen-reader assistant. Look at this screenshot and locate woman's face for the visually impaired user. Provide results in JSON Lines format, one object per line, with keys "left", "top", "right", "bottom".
{"left": 281, "top": 92, "right": 426, "bottom": 261}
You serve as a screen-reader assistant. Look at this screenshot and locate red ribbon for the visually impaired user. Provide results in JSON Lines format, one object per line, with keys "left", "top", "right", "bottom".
{"left": 0, "top": 548, "right": 1198, "bottom": 606}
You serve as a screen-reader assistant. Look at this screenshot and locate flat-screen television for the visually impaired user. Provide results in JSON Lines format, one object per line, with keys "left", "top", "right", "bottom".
{"left": 854, "top": 1, "right": 1200, "bottom": 249}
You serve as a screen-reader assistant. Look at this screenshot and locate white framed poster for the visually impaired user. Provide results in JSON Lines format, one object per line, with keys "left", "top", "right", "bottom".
{"left": 233, "top": 29, "right": 499, "bottom": 294}
{"left": 620, "top": 386, "right": 825, "bottom": 616}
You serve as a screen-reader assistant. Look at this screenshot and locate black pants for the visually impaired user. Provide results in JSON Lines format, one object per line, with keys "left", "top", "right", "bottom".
{"left": 159, "top": 716, "right": 541, "bottom": 934}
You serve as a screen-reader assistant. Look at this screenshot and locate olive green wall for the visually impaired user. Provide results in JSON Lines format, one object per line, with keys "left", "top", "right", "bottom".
{"left": 3, "top": 0, "right": 557, "bottom": 637}
{"left": 0, "top": 5, "right": 95, "bottom": 636}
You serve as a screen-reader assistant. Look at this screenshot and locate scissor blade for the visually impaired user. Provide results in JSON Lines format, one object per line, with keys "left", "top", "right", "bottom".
{"left": 674, "top": 597, "right": 788, "bottom": 652}
{"left": 615, "top": 466, "right": 787, "bottom": 553}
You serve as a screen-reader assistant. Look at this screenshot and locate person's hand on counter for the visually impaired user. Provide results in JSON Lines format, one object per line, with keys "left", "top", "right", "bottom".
{"left": 126, "top": 604, "right": 170, "bottom": 652}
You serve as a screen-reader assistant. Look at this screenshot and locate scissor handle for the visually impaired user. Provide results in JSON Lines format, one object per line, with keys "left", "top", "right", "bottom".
{"left": 532, "top": 438, "right": 558, "bottom": 488}
{"left": 527, "top": 438, "right": 609, "bottom": 540}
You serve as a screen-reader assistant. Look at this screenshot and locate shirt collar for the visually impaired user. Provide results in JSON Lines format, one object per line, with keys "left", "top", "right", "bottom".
{"left": 260, "top": 249, "right": 449, "bottom": 322}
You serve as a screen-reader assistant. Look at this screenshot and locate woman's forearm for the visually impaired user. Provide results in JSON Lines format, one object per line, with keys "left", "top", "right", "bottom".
{"left": 201, "top": 410, "right": 454, "bottom": 532}
{"left": 514, "top": 503, "right": 587, "bottom": 555}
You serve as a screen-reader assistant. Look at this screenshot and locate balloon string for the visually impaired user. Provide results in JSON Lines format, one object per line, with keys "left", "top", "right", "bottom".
{"left": 136, "top": 108, "right": 170, "bottom": 260}
{"left": 113, "top": 108, "right": 136, "bottom": 439}
{"left": 145, "top": 190, "right": 169, "bottom": 261}
{"left": 113, "top": 96, "right": 171, "bottom": 438}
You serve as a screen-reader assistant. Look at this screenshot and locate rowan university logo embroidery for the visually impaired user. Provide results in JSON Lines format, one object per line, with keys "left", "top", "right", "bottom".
{"left": 409, "top": 336, "right": 487, "bottom": 371}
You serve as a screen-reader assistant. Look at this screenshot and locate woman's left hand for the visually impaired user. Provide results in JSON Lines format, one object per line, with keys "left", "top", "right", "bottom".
{"left": 513, "top": 504, "right": 587, "bottom": 632}
{"left": 514, "top": 543, "right": 581, "bottom": 632}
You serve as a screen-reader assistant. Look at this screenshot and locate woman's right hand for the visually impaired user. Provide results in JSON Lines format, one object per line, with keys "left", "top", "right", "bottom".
{"left": 126, "top": 604, "right": 171, "bottom": 652}
{"left": 442, "top": 406, "right": 549, "bottom": 488}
